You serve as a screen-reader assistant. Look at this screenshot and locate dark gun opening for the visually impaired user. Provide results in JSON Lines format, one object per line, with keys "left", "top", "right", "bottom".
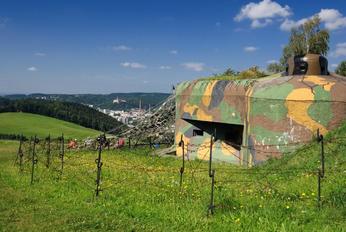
{"left": 184, "top": 119, "right": 244, "bottom": 151}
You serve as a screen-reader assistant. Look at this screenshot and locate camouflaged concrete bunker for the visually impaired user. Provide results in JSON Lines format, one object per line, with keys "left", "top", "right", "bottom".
{"left": 175, "top": 54, "right": 346, "bottom": 166}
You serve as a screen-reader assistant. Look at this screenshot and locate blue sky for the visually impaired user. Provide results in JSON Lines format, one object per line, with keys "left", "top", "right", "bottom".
{"left": 1, "top": 0, "right": 346, "bottom": 94}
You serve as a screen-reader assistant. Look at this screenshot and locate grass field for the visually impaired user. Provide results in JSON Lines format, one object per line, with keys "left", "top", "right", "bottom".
{"left": 0, "top": 112, "right": 101, "bottom": 139}
{"left": 0, "top": 124, "right": 345, "bottom": 231}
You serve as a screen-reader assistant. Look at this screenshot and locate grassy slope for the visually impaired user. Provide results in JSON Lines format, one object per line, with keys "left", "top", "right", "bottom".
{"left": 0, "top": 123, "right": 345, "bottom": 231}
{"left": 0, "top": 112, "right": 100, "bottom": 139}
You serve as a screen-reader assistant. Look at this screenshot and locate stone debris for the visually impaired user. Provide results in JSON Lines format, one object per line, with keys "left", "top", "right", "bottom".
{"left": 75, "top": 95, "right": 175, "bottom": 149}
{"left": 118, "top": 94, "right": 175, "bottom": 144}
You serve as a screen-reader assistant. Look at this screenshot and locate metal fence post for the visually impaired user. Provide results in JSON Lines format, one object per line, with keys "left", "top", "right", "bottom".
{"left": 59, "top": 134, "right": 64, "bottom": 175}
{"left": 207, "top": 129, "right": 216, "bottom": 215}
{"left": 31, "top": 135, "right": 38, "bottom": 184}
{"left": 209, "top": 130, "right": 216, "bottom": 177}
{"left": 17, "top": 134, "right": 24, "bottom": 172}
{"left": 95, "top": 133, "right": 105, "bottom": 197}
{"left": 317, "top": 129, "right": 325, "bottom": 178}
{"left": 208, "top": 169, "right": 216, "bottom": 215}
{"left": 46, "top": 134, "right": 51, "bottom": 168}
{"left": 179, "top": 135, "right": 185, "bottom": 188}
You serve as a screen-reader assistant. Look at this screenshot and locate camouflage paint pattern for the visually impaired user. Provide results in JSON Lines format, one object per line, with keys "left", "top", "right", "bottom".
{"left": 175, "top": 72, "right": 346, "bottom": 166}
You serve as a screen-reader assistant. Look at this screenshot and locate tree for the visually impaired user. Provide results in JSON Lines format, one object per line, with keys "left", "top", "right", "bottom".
{"left": 238, "top": 66, "right": 267, "bottom": 79}
{"left": 223, "top": 68, "right": 239, "bottom": 76}
{"left": 335, "top": 61, "right": 346, "bottom": 77}
{"left": 267, "top": 62, "right": 285, "bottom": 73}
{"left": 280, "top": 16, "right": 330, "bottom": 65}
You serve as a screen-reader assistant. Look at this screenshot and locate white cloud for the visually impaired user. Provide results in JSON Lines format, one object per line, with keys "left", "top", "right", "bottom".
{"left": 235, "top": 3, "right": 346, "bottom": 31}
{"left": 159, "top": 65, "right": 171, "bottom": 70}
{"left": 331, "top": 64, "right": 338, "bottom": 68}
{"left": 120, "top": 62, "right": 146, "bottom": 69}
{"left": 280, "top": 9, "right": 346, "bottom": 31}
{"left": 235, "top": 0, "right": 291, "bottom": 28}
{"left": 251, "top": 19, "right": 272, "bottom": 28}
{"left": 113, "top": 45, "right": 132, "bottom": 51}
{"left": 318, "top": 9, "right": 341, "bottom": 22}
{"left": 170, "top": 50, "right": 178, "bottom": 55}
{"left": 182, "top": 62, "right": 205, "bottom": 72}
{"left": 267, "top": 59, "right": 278, "bottom": 64}
{"left": 244, "top": 46, "right": 258, "bottom": 52}
{"left": 34, "top": 52, "right": 46, "bottom": 57}
{"left": 319, "top": 9, "right": 346, "bottom": 30}
{"left": 27, "top": 66, "right": 38, "bottom": 71}
{"left": 331, "top": 43, "right": 346, "bottom": 58}
{"left": 280, "top": 18, "right": 308, "bottom": 31}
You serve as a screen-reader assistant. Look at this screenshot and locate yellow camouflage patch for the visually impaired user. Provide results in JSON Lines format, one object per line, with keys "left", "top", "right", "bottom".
{"left": 201, "top": 81, "right": 217, "bottom": 106}
{"left": 286, "top": 88, "right": 328, "bottom": 134}
{"left": 303, "top": 75, "right": 335, "bottom": 91}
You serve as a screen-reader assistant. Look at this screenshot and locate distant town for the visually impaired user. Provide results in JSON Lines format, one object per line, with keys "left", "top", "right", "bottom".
{"left": 91, "top": 97, "right": 153, "bottom": 126}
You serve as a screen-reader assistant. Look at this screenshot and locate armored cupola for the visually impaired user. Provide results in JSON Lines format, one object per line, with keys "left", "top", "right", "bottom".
{"left": 286, "top": 54, "right": 329, "bottom": 76}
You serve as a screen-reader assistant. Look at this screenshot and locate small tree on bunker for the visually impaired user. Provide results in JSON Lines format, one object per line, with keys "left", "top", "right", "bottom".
{"left": 238, "top": 66, "right": 267, "bottom": 79}
{"left": 223, "top": 68, "right": 239, "bottom": 76}
{"left": 335, "top": 61, "right": 346, "bottom": 77}
{"left": 280, "top": 16, "right": 330, "bottom": 65}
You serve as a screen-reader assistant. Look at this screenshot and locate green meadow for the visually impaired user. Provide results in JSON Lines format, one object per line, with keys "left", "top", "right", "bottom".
{"left": 0, "top": 112, "right": 101, "bottom": 139}
{"left": 0, "top": 123, "right": 345, "bottom": 231}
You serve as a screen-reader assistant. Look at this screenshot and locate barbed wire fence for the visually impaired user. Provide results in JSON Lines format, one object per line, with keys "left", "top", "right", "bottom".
{"left": 177, "top": 129, "right": 346, "bottom": 214}
{"left": 11, "top": 128, "right": 346, "bottom": 215}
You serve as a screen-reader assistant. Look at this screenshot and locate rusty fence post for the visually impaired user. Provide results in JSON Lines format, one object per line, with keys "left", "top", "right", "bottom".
{"left": 208, "top": 129, "right": 216, "bottom": 215}
{"left": 317, "top": 129, "right": 325, "bottom": 178}
{"left": 208, "top": 169, "right": 216, "bottom": 215}
{"left": 95, "top": 133, "right": 105, "bottom": 197}
{"left": 209, "top": 129, "right": 216, "bottom": 177}
{"left": 179, "top": 135, "right": 185, "bottom": 189}
{"left": 46, "top": 134, "right": 51, "bottom": 168}
{"left": 59, "top": 134, "right": 65, "bottom": 175}
{"left": 30, "top": 135, "right": 39, "bottom": 184}
{"left": 16, "top": 134, "right": 24, "bottom": 172}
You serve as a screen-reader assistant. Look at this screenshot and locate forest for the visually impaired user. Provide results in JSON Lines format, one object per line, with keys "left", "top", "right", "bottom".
{"left": 0, "top": 98, "right": 124, "bottom": 132}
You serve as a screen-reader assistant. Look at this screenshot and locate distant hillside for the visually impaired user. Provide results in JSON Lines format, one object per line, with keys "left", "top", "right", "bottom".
{"left": 0, "top": 98, "right": 124, "bottom": 132}
{"left": 0, "top": 112, "right": 100, "bottom": 139}
{"left": 4, "top": 92, "right": 171, "bottom": 111}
